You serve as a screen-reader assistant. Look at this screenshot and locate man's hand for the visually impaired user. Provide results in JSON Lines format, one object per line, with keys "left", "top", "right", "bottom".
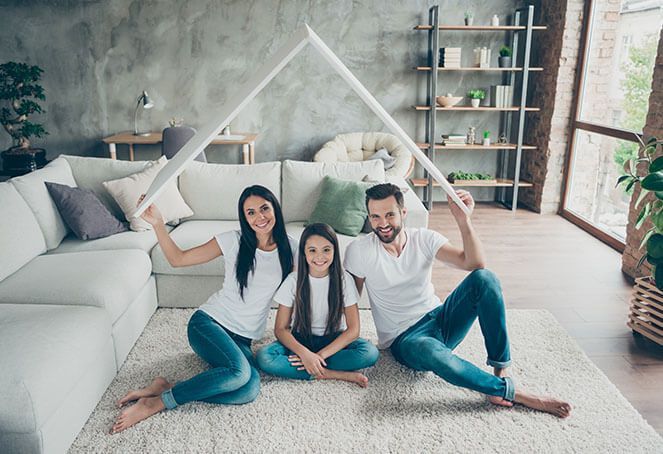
{"left": 447, "top": 189, "right": 474, "bottom": 222}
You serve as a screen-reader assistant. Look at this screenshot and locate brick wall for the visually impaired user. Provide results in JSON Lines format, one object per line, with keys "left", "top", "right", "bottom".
{"left": 622, "top": 27, "right": 663, "bottom": 279}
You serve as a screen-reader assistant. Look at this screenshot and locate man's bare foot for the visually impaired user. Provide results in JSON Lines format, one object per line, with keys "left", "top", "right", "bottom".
{"left": 514, "top": 389, "right": 572, "bottom": 418}
{"left": 487, "top": 395, "right": 514, "bottom": 407}
{"left": 315, "top": 369, "right": 369, "bottom": 388}
{"left": 116, "top": 377, "right": 171, "bottom": 408}
{"left": 110, "top": 396, "right": 166, "bottom": 434}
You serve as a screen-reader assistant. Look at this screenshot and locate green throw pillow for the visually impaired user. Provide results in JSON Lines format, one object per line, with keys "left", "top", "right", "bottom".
{"left": 309, "top": 176, "right": 375, "bottom": 236}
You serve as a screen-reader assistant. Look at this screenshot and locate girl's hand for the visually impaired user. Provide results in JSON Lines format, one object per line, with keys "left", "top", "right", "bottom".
{"left": 137, "top": 194, "right": 163, "bottom": 226}
{"left": 288, "top": 351, "right": 327, "bottom": 377}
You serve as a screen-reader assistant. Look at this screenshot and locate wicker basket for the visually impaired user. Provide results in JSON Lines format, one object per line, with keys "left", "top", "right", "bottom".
{"left": 629, "top": 277, "right": 663, "bottom": 346}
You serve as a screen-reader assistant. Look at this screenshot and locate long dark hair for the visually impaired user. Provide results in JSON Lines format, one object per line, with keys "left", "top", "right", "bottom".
{"left": 236, "top": 185, "right": 293, "bottom": 300}
{"left": 292, "top": 223, "right": 344, "bottom": 341}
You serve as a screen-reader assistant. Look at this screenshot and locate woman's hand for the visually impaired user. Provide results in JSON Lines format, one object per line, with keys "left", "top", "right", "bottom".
{"left": 288, "top": 351, "right": 327, "bottom": 377}
{"left": 137, "top": 194, "right": 163, "bottom": 226}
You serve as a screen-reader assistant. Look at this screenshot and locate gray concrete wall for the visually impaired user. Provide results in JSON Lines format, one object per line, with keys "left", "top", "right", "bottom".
{"left": 0, "top": 0, "right": 522, "bottom": 200}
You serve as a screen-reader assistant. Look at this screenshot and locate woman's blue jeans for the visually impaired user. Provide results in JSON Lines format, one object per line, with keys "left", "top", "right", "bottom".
{"left": 390, "top": 269, "right": 515, "bottom": 401}
{"left": 256, "top": 332, "right": 380, "bottom": 380}
{"left": 160, "top": 310, "right": 260, "bottom": 409}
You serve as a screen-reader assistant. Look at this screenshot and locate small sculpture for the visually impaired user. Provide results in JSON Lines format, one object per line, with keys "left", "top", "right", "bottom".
{"left": 498, "top": 132, "right": 509, "bottom": 144}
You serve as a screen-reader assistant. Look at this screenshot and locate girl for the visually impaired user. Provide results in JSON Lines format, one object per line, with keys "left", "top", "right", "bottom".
{"left": 112, "top": 185, "right": 297, "bottom": 433}
{"left": 256, "top": 223, "right": 379, "bottom": 387}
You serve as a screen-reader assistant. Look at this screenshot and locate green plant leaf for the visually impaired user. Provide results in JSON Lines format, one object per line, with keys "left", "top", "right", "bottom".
{"left": 650, "top": 156, "right": 663, "bottom": 173}
{"left": 635, "top": 188, "right": 650, "bottom": 208}
{"left": 635, "top": 203, "right": 651, "bottom": 229}
{"left": 616, "top": 175, "right": 631, "bottom": 187}
{"left": 653, "top": 210, "right": 663, "bottom": 231}
{"left": 648, "top": 233, "right": 663, "bottom": 259}
{"left": 655, "top": 264, "right": 663, "bottom": 290}
{"left": 637, "top": 253, "right": 648, "bottom": 269}
{"left": 639, "top": 228, "right": 656, "bottom": 250}
{"left": 626, "top": 179, "right": 637, "bottom": 192}
{"left": 641, "top": 172, "right": 663, "bottom": 191}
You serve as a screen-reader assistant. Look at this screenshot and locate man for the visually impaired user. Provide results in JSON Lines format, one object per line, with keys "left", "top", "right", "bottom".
{"left": 344, "top": 183, "right": 571, "bottom": 418}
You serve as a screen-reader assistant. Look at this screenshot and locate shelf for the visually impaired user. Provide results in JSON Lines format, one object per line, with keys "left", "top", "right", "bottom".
{"left": 410, "top": 178, "right": 534, "bottom": 188}
{"left": 414, "top": 25, "right": 546, "bottom": 31}
{"left": 416, "top": 143, "right": 536, "bottom": 150}
{"left": 413, "top": 105, "right": 540, "bottom": 112}
{"left": 415, "top": 66, "right": 543, "bottom": 72}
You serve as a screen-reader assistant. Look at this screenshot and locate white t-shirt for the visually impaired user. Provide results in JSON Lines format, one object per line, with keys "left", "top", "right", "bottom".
{"left": 199, "top": 230, "right": 298, "bottom": 339}
{"left": 274, "top": 270, "right": 359, "bottom": 336}
{"left": 344, "top": 228, "right": 448, "bottom": 348}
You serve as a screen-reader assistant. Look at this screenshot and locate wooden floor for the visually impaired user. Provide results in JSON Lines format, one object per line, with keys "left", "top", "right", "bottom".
{"left": 426, "top": 202, "right": 663, "bottom": 435}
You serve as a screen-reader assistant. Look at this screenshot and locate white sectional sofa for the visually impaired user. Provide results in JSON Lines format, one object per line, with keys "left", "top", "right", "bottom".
{"left": 0, "top": 155, "right": 428, "bottom": 454}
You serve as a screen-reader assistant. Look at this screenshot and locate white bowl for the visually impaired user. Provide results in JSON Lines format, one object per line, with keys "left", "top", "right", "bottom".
{"left": 436, "top": 95, "right": 463, "bottom": 107}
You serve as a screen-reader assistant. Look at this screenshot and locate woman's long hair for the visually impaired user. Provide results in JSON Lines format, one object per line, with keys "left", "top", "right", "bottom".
{"left": 292, "top": 223, "right": 344, "bottom": 342}
{"left": 236, "top": 185, "right": 293, "bottom": 300}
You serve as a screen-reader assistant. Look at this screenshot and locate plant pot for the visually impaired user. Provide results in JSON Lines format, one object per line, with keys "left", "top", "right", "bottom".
{"left": 498, "top": 56, "right": 512, "bottom": 68}
{"left": 464, "top": 17, "right": 474, "bottom": 26}
{"left": 470, "top": 98, "right": 481, "bottom": 108}
{"left": 630, "top": 277, "right": 663, "bottom": 346}
{"left": 1, "top": 147, "right": 48, "bottom": 176}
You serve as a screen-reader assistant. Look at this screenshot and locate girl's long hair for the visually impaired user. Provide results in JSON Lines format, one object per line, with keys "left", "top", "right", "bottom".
{"left": 292, "top": 223, "right": 344, "bottom": 342}
{"left": 236, "top": 185, "right": 293, "bottom": 300}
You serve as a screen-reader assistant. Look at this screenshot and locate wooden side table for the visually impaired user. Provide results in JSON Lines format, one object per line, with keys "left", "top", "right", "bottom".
{"left": 102, "top": 131, "right": 258, "bottom": 164}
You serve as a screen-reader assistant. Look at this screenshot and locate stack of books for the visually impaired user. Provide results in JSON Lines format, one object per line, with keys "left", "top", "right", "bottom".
{"left": 441, "top": 133, "right": 467, "bottom": 146}
{"left": 490, "top": 85, "right": 513, "bottom": 108}
{"left": 439, "top": 47, "right": 461, "bottom": 68}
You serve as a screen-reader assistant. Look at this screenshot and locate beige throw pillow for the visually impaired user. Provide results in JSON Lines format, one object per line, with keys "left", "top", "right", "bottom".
{"left": 102, "top": 156, "right": 193, "bottom": 231}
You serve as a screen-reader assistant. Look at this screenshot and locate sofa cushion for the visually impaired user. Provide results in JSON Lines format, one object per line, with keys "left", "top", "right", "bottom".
{"left": 62, "top": 155, "right": 153, "bottom": 219}
{"left": 0, "top": 250, "right": 151, "bottom": 323}
{"left": 0, "top": 304, "right": 113, "bottom": 434}
{"left": 179, "top": 161, "right": 281, "bottom": 220}
{"left": 0, "top": 182, "right": 47, "bottom": 282}
{"left": 281, "top": 160, "right": 385, "bottom": 222}
{"left": 308, "top": 176, "right": 375, "bottom": 236}
{"left": 151, "top": 220, "right": 239, "bottom": 275}
{"left": 48, "top": 226, "right": 173, "bottom": 255}
{"left": 10, "top": 157, "right": 77, "bottom": 250}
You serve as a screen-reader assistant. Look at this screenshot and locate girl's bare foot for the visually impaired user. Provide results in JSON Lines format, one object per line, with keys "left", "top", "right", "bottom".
{"left": 315, "top": 369, "right": 369, "bottom": 388}
{"left": 514, "top": 389, "right": 572, "bottom": 418}
{"left": 110, "top": 396, "right": 165, "bottom": 434}
{"left": 116, "top": 377, "right": 171, "bottom": 408}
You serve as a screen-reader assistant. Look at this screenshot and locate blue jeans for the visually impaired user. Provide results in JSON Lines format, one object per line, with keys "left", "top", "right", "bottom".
{"left": 390, "top": 269, "right": 515, "bottom": 401}
{"left": 161, "top": 310, "right": 260, "bottom": 409}
{"left": 256, "top": 332, "right": 379, "bottom": 380}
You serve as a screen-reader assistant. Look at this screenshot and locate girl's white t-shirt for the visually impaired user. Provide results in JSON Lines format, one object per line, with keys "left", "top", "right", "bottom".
{"left": 274, "top": 270, "right": 359, "bottom": 336}
{"left": 199, "top": 230, "right": 298, "bottom": 339}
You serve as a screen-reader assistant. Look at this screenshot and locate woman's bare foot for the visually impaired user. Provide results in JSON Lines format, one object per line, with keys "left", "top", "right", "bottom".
{"left": 116, "top": 377, "right": 171, "bottom": 408}
{"left": 315, "top": 369, "right": 369, "bottom": 388}
{"left": 514, "top": 389, "right": 572, "bottom": 418}
{"left": 110, "top": 396, "right": 166, "bottom": 434}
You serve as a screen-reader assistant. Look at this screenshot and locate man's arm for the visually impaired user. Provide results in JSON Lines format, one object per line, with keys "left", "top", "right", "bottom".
{"left": 349, "top": 273, "right": 365, "bottom": 296}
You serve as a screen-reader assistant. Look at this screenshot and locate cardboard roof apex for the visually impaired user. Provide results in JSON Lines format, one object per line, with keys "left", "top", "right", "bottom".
{"left": 134, "top": 23, "right": 467, "bottom": 218}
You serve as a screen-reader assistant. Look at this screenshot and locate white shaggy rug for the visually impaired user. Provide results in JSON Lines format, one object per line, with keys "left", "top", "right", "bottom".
{"left": 70, "top": 309, "right": 662, "bottom": 453}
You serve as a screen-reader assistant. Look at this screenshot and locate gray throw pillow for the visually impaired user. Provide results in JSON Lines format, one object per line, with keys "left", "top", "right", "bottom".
{"left": 368, "top": 148, "right": 397, "bottom": 170}
{"left": 45, "top": 182, "right": 128, "bottom": 240}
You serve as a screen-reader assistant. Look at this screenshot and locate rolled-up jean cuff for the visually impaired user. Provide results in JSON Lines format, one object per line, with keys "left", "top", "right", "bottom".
{"left": 503, "top": 376, "right": 515, "bottom": 402}
{"left": 161, "top": 389, "right": 178, "bottom": 410}
{"left": 486, "top": 358, "right": 512, "bottom": 369}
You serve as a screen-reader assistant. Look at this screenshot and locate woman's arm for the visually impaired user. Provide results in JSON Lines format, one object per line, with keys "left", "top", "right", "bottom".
{"left": 317, "top": 304, "right": 360, "bottom": 360}
{"left": 274, "top": 304, "right": 327, "bottom": 377}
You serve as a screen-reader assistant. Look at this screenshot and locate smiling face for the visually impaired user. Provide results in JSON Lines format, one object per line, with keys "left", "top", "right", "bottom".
{"left": 304, "top": 234, "right": 334, "bottom": 278}
{"left": 367, "top": 196, "right": 406, "bottom": 244}
{"left": 242, "top": 195, "right": 275, "bottom": 235}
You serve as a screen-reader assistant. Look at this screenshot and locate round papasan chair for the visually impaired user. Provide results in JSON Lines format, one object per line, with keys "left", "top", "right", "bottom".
{"left": 313, "top": 132, "right": 414, "bottom": 178}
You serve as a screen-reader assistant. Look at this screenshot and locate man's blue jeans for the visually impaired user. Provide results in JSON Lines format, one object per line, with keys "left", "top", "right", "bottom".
{"left": 390, "top": 269, "right": 515, "bottom": 401}
{"left": 161, "top": 310, "right": 260, "bottom": 409}
{"left": 256, "top": 333, "right": 379, "bottom": 380}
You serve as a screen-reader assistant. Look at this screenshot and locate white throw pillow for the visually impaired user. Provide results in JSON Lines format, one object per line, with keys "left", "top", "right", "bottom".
{"left": 102, "top": 156, "right": 193, "bottom": 231}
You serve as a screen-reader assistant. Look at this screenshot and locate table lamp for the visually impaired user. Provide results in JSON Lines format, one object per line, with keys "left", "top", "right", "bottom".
{"left": 133, "top": 90, "right": 154, "bottom": 136}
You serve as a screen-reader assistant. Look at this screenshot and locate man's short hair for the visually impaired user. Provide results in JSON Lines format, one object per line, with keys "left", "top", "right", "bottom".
{"left": 365, "top": 183, "right": 404, "bottom": 210}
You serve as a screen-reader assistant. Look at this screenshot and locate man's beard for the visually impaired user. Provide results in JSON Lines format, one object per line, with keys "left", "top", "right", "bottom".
{"left": 373, "top": 224, "right": 403, "bottom": 244}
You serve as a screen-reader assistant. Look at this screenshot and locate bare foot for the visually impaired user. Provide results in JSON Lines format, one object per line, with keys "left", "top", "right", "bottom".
{"left": 487, "top": 395, "right": 514, "bottom": 407}
{"left": 493, "top": 367, "right": 508, "bottom": 378}
{"left": 514, "top": 389, "right": 572, "bottom": 418}
{"left": 110, "top": 396, "right": 166, "bottom": 434}
{"left": 117, "top": 377, "right": 171, "bottom": 408}
{"left": 315, "top": 369, "right": 369, "bottom": 388}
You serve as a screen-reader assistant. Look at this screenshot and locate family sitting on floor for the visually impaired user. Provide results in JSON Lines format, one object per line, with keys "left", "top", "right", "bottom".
{"left": 111, "top": 183, "right": 571, "bottom": 434}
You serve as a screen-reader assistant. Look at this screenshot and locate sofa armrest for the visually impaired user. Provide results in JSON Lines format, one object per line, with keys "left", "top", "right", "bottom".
{"left": 386, "top": 176, "right": 428, "bottom": 229}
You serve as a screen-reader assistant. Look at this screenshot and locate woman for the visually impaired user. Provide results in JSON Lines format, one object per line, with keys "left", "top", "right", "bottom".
{"left": 256, "top": 223, "right": 379, "bottom": 387}
{"left": 111, "top": 185, "right": 296, "bottom": 434}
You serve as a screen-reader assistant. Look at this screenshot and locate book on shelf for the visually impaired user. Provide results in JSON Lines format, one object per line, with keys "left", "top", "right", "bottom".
{"left": 441, "top": 133, "right": 467, "bottom": 145}
{"left": 490, "top": 85, "right": 514, "bottom": 108}
{"left": 438, "top": 47, "right": 461, "bottom": 67}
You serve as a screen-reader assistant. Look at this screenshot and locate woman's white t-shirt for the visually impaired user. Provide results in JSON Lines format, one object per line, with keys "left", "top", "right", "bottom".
{"left": 274, "top": 270, "right": 359, "bottom": 336}
{"left": 199, "top": 230, "right": 298, "bottom": 339}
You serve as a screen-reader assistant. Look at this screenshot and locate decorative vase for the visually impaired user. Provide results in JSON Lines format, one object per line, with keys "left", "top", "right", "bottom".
{"left": 1, "top": 147, "right": 48, "bottom": 176}
{"left": 498, "top": 56, "right": 512, "bottom": 68}
{"left": 471, "top": 98, "right": 481, "bottom": 108}
{"left": 465, "top": 17, "right": 474, "bottom": 26}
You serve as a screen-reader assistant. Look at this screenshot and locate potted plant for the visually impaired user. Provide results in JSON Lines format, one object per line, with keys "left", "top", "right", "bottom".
{"left": 498, "top": 45, "right": 512, "bottom": 68}
{"left": 0, "top": 62, "right": 48, "bottom": 175}
{"left": 617, "top": 135, "right": 663, "bottom": 345}
{"left": 464, "top": 11, "right": 474, "bottom": 26}
{"left": 467, "top": 89, "right": 485, "bottom": 108}
{"left": 448, "top": 170, "right": 496, "bottom": 184}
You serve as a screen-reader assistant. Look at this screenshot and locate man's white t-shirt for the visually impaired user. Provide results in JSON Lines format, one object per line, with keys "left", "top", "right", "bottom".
{"left": 344, "top": 228, "right": 448, "bottom": 348}
{"left": 199, "top": 230, "right": 298, "bottom": 340}
{"left": 274, "top": 270, "right": 359, "bottom": 336}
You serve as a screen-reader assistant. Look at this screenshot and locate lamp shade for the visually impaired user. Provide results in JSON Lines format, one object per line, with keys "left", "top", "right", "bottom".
{"left": 141, "top": 91, "right": 154, "bottom": 109}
